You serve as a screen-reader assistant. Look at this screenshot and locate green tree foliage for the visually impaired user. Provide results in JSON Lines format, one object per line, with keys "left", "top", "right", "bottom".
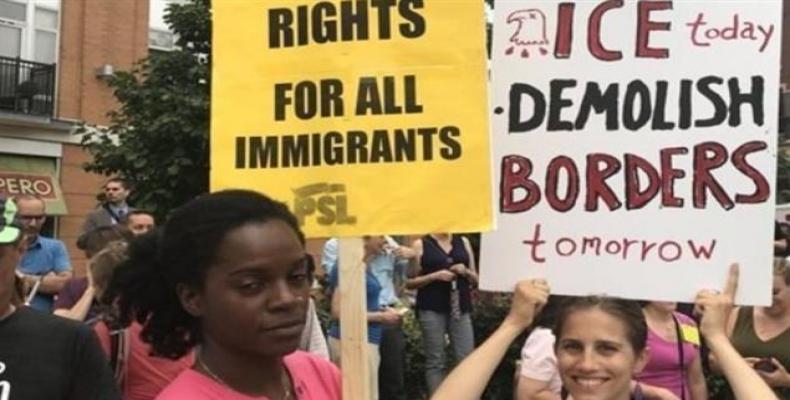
{"left": 78, "top": 0, "right": 210, "bottom": 218}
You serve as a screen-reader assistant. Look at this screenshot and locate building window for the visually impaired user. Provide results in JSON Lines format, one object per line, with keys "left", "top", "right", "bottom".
{"left": 149, "top": 27, "right": 176, "bottom": 51}
{"left": 0, "top": 24, "right": 22, "bottom": 57}
{"left": 33, "top": 7, "right": 56, "bottom": 63}
{"left": 0, "top": 0, "right": 26, "bottom": 22}
{"left": 0, "top": 0, "right": 58, "bottom": 64}
{"left": 149, "top": 0, "right": 187, "bottom": 52}
{"left": 0, "top": 0, "right": 26, "bottom": 58}
{"left": 0, "top": 0, "right": 58, "bottom": 116}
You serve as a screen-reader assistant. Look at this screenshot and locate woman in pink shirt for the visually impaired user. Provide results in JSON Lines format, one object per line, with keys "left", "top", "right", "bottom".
{"left": 637, "top": 302, "right": 707, "bottom": 400}
{"left": 107, "top": 190, "right": 341, "bottom": 400}
{"left": 94, "top": 321, "right": 195, "bottom": 400}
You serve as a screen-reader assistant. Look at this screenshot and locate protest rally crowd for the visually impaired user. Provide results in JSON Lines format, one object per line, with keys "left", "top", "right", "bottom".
{"left": 0, "top": 3, "right": 787, "bottom": 400}
{"left": 0, "top": 178, "right": 787, "bottom": 400}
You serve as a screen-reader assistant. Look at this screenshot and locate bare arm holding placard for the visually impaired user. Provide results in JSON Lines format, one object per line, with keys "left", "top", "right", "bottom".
{"left": 432, "top": 280, "right": 549, "bottom": 400}
{"left": 696, "top": 264, "right": 779, "bottom": 400}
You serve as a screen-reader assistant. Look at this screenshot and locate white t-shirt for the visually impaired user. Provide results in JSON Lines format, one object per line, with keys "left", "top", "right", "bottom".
{"left": 519, "top": 327, "right": 562, "bottom": 394}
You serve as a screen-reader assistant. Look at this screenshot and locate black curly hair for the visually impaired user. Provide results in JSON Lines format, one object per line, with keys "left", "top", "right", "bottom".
{"left": 106, "top": 189, "right": 305, "bottom": 359}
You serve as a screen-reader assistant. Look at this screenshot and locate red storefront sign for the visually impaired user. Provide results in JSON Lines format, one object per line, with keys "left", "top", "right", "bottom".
{"left": 0, "top": 172, "right": 59, "bottom": 200}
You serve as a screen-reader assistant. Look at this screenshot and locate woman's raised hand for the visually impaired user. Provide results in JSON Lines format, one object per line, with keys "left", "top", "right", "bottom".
{"left": 505, "top": 279, "right": 550, "bottom": 330}
{"left": 695, "top": 263, "right": 738, "bottom": 340}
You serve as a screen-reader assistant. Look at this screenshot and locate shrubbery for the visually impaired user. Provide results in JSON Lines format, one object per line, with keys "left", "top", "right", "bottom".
{"left": 317, "top": 286, "right": 521, "bottom": 399}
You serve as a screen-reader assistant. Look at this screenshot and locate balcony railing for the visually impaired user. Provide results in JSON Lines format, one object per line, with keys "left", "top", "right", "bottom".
{"left": 0, "top": 56, "right": 56, "bottom": 118}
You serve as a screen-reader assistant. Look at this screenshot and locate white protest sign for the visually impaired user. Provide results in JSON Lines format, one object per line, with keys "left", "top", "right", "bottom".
{"left": 481, "top": 0, "right": 782, "bottom": 305}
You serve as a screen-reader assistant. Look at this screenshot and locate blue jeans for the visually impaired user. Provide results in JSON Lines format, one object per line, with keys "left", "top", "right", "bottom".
{"left": 418, "top": 310, "right": 474, "bottom": 395}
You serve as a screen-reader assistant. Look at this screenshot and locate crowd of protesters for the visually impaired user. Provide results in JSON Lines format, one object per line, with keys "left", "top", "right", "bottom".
{"left": 0, "top": 180, "right": 788, "bottom": 400}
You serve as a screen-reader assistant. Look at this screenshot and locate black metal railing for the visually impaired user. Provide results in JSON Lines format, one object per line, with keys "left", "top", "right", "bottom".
{"left": 0, "top": 56, "right": 56, "bottom": 117}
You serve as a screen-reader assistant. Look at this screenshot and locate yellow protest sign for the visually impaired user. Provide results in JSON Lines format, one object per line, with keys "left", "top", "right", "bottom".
{"left": 211, "top": 0, "right": 492, "bottom": 237}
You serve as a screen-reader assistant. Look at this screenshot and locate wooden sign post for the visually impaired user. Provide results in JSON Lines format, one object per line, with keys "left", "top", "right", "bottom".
{"left": 338, "top": 238, "right": 370, "bottom": 400}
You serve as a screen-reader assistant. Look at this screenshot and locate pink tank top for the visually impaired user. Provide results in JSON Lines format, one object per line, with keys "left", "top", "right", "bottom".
{"left": 637, "top": 312, "right": 699, "bottom": 399}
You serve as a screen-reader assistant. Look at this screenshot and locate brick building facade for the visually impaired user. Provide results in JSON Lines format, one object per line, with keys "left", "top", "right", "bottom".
{"left": 0, "top": 0, "right": 149, "bottom": 273}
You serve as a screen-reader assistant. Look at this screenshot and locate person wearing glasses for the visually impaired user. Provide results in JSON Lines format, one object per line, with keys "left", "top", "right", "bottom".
{"left": 15, "top": 194, "right": 71, "bottom": 312}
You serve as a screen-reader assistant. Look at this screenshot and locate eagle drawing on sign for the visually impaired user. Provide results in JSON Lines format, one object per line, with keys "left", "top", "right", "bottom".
{"left": 505, "top": 9, "right": 549, "bottom": 58}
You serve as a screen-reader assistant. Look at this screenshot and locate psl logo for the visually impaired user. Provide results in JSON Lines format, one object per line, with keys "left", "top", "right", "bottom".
{"left": 293, "top": 183, "right": 357, "bottom": 226}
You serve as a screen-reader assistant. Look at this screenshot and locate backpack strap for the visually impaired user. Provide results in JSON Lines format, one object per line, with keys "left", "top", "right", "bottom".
{"left": 108, "top": 327, "right": 130, "bottom": 389}
{"left": 672, "top": 314, "right": 687, "bottom": 400}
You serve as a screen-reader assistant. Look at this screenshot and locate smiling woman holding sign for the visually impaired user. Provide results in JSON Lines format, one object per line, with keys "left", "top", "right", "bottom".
{"left": 431, "top": 266, "right": 778, "bottom": 400}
